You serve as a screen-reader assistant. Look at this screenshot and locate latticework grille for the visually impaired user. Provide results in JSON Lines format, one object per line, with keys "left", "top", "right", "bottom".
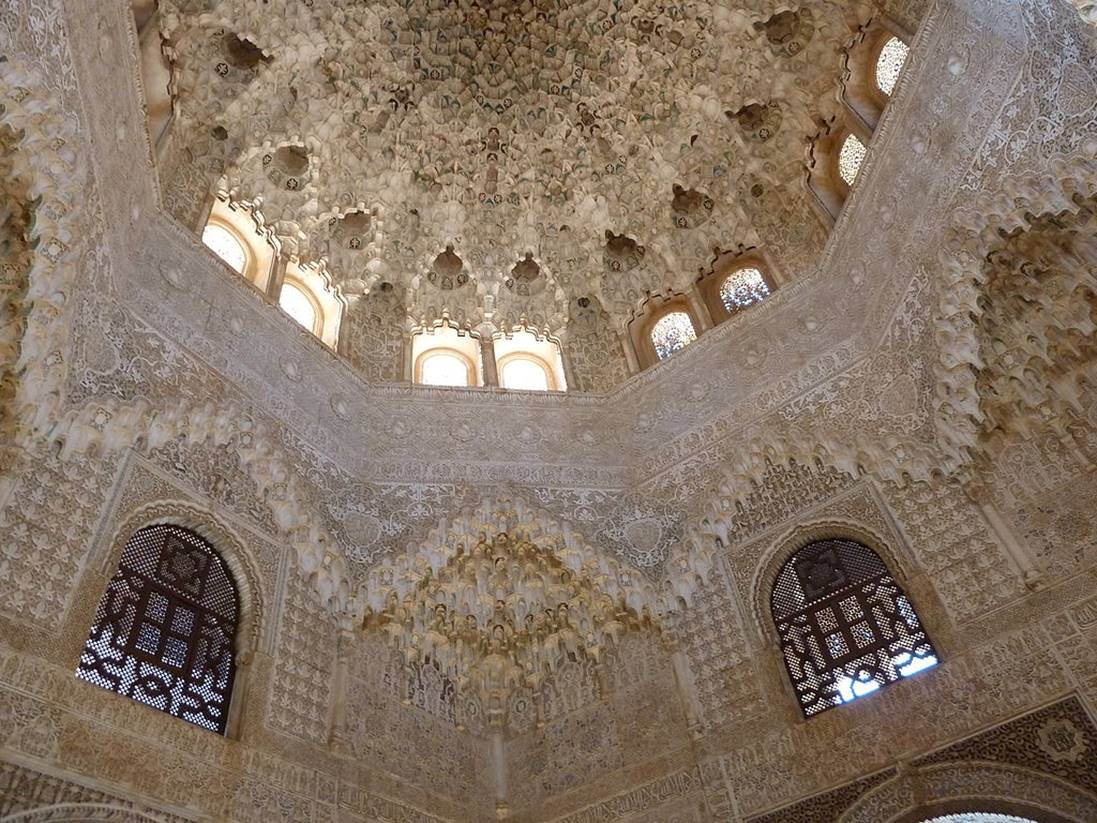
{"left": 76, "top": 525, "right": 239, "bottom": 733}
{"left": 771, "top": 538, "right": 937, "bottom": 717}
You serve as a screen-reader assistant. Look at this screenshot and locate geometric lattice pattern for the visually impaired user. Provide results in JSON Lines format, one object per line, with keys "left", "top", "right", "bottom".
{"left": 650, "top": 311, "right": 697, "bottom": 360}
{"left": 719, "top": 267, "right": 772, "bottom": 313}
{"left": 875, "top": 37, "right": 910, "bottom": 96}
{"left": 838, "top": 134, "right": 867, "bottom": 186}
{"left": 76, "top": 525, "right": 239, "bottom": 733}
{"left": 772, "top": 538, "right": 937, "bottom": 717}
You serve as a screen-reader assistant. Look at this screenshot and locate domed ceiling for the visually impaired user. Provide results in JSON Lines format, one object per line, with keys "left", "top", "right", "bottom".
{"left": 157, "top": 0, "right": 877, "bottom": 333}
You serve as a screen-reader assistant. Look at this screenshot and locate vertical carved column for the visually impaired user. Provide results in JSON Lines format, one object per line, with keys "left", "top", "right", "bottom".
{"left": 266, "top": 253, "right": 288, "bottom": 301}
{"left": 963, "top": 479, "right": 1042, "bottom": 589}
{"left": 491, "top": 728, "right": 510, "bottom": 819}
{"left": 556, "top": 329, "right": 578, "bottom": 391}
{"left": 686, "top": 286, "right": 714, "bottom": 332}
{"left": 619, "top": 329, "right": 641, "bottom": 374}
{"left": 481, "top": 335, "right": 499, "bottom": 387}
{"left": 328, "top": 627, "right": 355, "bottom": 755}
{"left": 668, "top": 640, "right": 704, "bottom": 739}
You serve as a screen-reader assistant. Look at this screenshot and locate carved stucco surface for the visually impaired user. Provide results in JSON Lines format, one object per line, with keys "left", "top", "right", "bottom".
{"left": 3, "top": 0, "right": 1097, "bottom": 821}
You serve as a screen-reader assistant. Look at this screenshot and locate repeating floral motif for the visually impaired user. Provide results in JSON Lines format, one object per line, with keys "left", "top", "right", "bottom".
{"left": 0, "top": 451, "right": 119, "bottom": 630}
{"left": 2, "top": 0, "right": 1097, "bottom": 821}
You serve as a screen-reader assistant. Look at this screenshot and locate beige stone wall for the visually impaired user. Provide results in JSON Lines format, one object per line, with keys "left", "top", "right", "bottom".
{"left": 2, "top": 0, "right": 1097, "bottom": 821}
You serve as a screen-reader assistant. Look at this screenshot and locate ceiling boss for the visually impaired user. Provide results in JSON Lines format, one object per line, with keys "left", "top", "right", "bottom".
{"left": 364, "top": 531, "right": 665, "bottom": 729}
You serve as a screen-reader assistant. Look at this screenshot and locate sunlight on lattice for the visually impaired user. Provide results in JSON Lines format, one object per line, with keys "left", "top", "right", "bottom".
{"left": 719, "top": 267, "right": 771, "bottom": 313}
{"left": 876, "top": 37, "right": 910, "bottom": 95}
{"left": 839, "top": 134, "right": 867, "bottom": 186}
{"left": 650, "top": 311, "right": 697, "bottom": 360}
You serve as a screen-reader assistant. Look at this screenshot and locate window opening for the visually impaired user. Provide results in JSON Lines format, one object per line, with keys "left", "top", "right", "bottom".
{"left": 76, "top": 525, "right": 239, "bottom": 734}
{"left": 279, "top": 282, "right": 318, "bottom": 333}
{"left": 501, "top": 357, "right": 550, "bottom": 391}
{"left": 650, "top": 311, "right": 697, "bottom": 360}
{"left": 202, "top": 224, "right": 247, "bottom": 273}
{"left": 420, "top": 351, "right": 471, "bottom": 387}
{"left": 875, "top": 36, "right": 910, "bottom": 95}
{"left": 771, "top": 537, "right": 937, "bottom": 717}
{"left": 838, "top": 134, "right": 867, "bottom": 186}
{"left": 719, "top": 267, "right": 771, "bottom": 313}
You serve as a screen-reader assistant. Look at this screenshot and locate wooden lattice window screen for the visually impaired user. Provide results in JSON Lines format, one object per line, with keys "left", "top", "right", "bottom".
{"left": 771, "top": 538, "right": 937, "bottom": 717}
{"left": 77, "top": 525, "right": 239, "bottom": 733}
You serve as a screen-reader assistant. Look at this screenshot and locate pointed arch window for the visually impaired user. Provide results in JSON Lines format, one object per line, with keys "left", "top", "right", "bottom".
{"left": 76, "top": 525, "right": 240, "bottom": 734}
{"left": 771, "top": 537, "right": 937, "bottom": 717}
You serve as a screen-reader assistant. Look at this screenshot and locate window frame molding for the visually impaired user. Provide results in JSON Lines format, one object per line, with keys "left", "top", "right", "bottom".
{"left": 202, "top": 195, "right": 280, "bottom": 292}
{"left": 627, "top": 293, "right": 704, "bottom": 369}
{"left": 805, "top": 116, "right": 874, "bottom": 227}
{"left": 492, "top": 325, "right": 568, "bottom": 392}
{"left": 84, "top": 501, "right": 266, "bottom": 739}
{"left": 697, "top": 248, "right": 778, "bottom": 323}
{"left": 414, "top": 345, "right": 477, "bottom": 387}
{"left": 839, "top": 17, "right": 912, "bottom": 134}
{"left": 497, "top": 350, "right": 559, "bottom": 392}
{"left": 753, "top": 519, "right": 941, "bottom": 719}
{"left": 279, "top": 275, "right": 324, "bottom": 337}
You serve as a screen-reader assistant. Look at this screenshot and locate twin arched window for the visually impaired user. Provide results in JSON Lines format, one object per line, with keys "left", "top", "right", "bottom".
{"left": 772, "top": 537, "right": 937, "bottom": 717}
{"left": 77, "top": 525, "right": 240, "bottom": 734}
{"left": 200, "top": 201, "right": 343, "bottom": 347}
{"left": 412, "top": 324, "right": 567, "bottom": 390}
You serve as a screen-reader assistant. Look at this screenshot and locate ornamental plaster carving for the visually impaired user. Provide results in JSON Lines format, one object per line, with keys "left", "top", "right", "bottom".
{"left": 100, "top": 499, "right": 269, "bottom": 657}
{"left": 153, "top": 0, "right": 877, "bottom": 334}
{"left": 0, "top": 59, "right": 84, "bottom": 464}
{"left": 3, "top": 0, "right": 1097, "bottom": 820}
{"left": 353, "top": 495, "right": 714, "bottom": 622}
{"left": 935, "top": 157, "right": 1097, "bottom": 471}
{"left": 1069, "top": 0, "right": 1097, "bottom": 26}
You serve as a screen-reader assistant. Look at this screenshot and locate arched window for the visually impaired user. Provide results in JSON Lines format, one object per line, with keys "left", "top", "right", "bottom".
{"left": 771, "top": 537, "right": 937, "bottom": 717}
{"left": 719, "top": 266, "right": 771, "bottom": 313}
{"left": 278, "top": 280, "right": 319, "bottom": 334}
{"left": 650, "top": 311, "right": 697, "bottom": 360}
{"left": 919, "top": 816, "right": 1037, "bottom": 823}
{"left": 875, "top": 36, "right": 910, "bottom": 95}
{"left": 77, "top": 525, "right": 240, "bottom": 733}
{"left": 838, "top": 134, "right": 867, "bottom": 186}
{"left": 500, "top": 356, "right": 550, "bottom": 391}
{"left": 202, "top": 223, "right": 247, "bottom": 273}
{"left": 412, "top": 321, "right": 484, "bottom": 387}
{"left": 419, "top": 350, "right": 472, "bottom": 387}
{"left": 492, "top": 328, "right": 567, "bottom": 391}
